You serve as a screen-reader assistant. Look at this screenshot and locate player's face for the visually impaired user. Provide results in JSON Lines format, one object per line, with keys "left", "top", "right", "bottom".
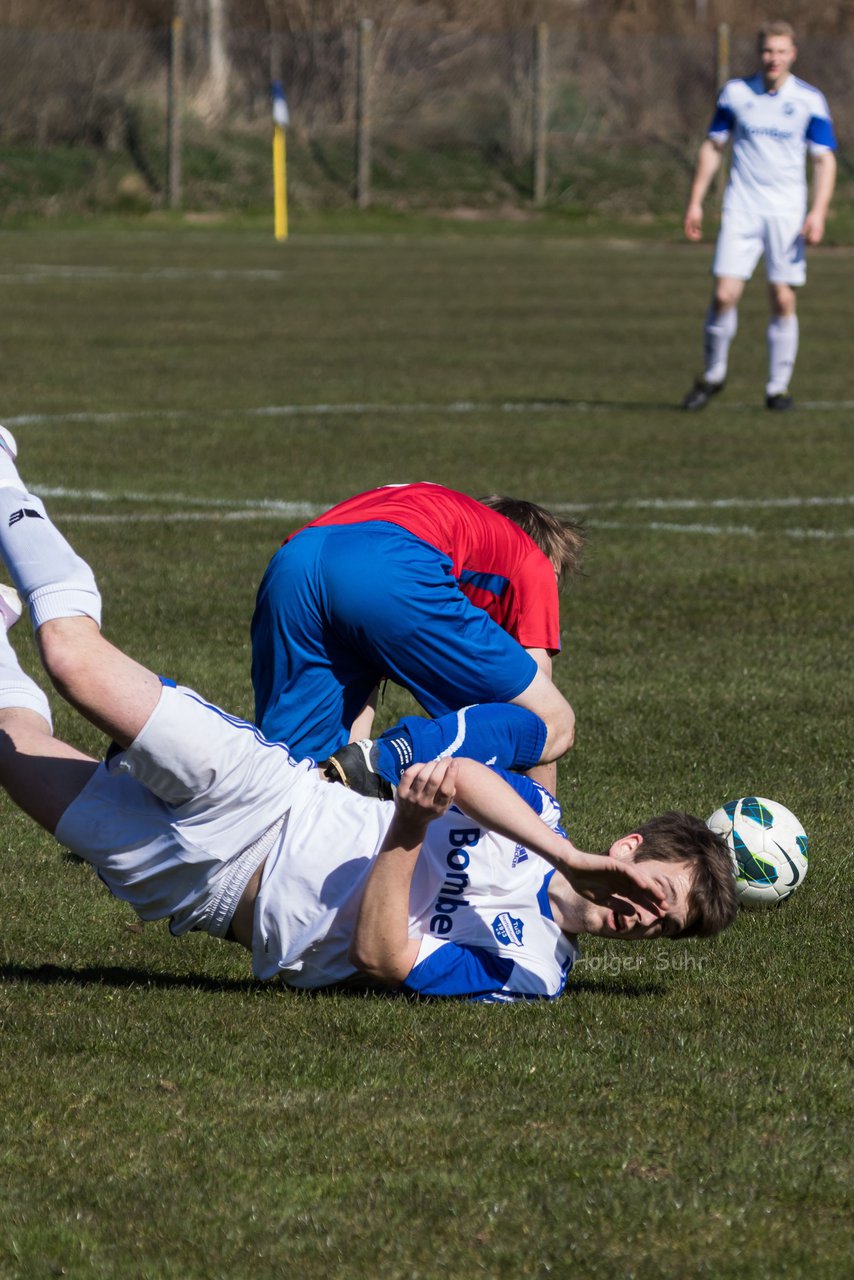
{"left": 586, "top": 839, "right": 695, "bottom": 940}
{"left": 759, "top": 36, "right": 796, "bottom": 90}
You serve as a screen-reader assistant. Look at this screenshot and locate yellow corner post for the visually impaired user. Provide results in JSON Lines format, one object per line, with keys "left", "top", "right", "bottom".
{"left": 272, "top": 81, "right": 289, "bottom": 241}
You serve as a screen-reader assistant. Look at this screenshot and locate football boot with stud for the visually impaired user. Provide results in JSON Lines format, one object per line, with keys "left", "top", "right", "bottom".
{"left": 322, "top": 740, "right": 393, "bottom": 800}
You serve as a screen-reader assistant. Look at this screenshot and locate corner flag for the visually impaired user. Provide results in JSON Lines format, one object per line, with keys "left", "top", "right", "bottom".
{"left": 271, "top": 81, "right": 289, "bottom": 240}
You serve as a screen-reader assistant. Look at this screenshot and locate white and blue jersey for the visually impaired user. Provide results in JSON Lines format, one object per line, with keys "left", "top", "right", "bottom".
{"left": 710, "top": 74, "right": 836, "bottom": 217}
{"left": 255, "top": 791, "right": 577, "bottom": 1001}
{"left": 403, "top": 810, "right": 578, "bottom": 1002}
{"left": 57, "top": 682, "right": 577, "bottom": 1002}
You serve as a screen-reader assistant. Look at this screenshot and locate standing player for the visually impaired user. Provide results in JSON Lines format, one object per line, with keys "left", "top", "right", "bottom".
{"left": 0, "top": 431, "right": 736, "bottom": 1001}
{"left": 681, "top": 20, "right": 836, "bottom": 412}
{"left": 251, "top": 483, "right": 583, "bottom": 794}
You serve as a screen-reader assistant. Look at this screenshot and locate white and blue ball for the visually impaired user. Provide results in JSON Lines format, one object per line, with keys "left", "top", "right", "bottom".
{"left": 707, "top": 796, "right": 808, "bottom": 908}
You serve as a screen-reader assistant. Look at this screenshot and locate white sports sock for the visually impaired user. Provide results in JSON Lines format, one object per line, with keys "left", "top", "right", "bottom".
{"left": 0, "top": 437, "right": 22, "bottom": 491}
{"left": 0, "top": 625, "right": 52, "bottom": 727}
{"left": 766, "top": 315, "right": 799, "bottom": 396}
{"left": 0, "top": 485, "right": 102, "bottom": 630}
{"left": 703, "top": 304, "right": 738, "bottom": 385}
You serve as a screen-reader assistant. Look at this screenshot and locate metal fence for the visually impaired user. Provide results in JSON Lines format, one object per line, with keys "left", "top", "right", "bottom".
{"left": 0, "top": 21, "right": 848, "bottom": 216}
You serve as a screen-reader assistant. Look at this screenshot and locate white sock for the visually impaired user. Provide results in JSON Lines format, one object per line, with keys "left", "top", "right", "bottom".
{"left": 0, "top": 438, "right": 22, "bottom": 491}
{"left": 0, "top": 483, "right": 102, "bottom": 630}
{"left": 0, "top": 625, "right": 52, "bottom": 727}
{"left": 703, "top": 304, "right": 738, "bottom": 385}
{"left": 766, "top": 315, "right": 799, "bottom": 396}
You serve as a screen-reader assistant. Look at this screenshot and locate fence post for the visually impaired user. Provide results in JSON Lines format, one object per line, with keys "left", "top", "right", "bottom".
{"left": 356, "top": 18, "right": 373, "bottom": 209}
{"left": 208, "top": 0, "right": 230, "bottom": 119}
{"left": 714, "top": 22, "right": 730, "bottom": 211}
{"left": 167, "top": 2, "right": 185, "bottom": 209}
{"left": 716, "top": 22, "right": 730, "bottom": 87}
{"left": 533, "top": 22, "right": 549, "bottom": 206}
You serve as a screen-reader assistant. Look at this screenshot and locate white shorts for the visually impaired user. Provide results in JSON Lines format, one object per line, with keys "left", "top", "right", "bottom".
{"left": 55, "top": 683, "right": 314, "bottom": 937}
{"left": 713, "top": 209, "right": 806, "bottom": 286}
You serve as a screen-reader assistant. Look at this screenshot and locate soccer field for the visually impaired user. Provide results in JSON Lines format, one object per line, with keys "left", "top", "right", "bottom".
{"left": 0, "top": 225, "right": 851, "bottom": 1279}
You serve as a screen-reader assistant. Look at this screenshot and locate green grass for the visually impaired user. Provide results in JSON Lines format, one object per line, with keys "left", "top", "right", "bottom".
{"left": 0, "top": 223, "right": 851, "bottom": 1278}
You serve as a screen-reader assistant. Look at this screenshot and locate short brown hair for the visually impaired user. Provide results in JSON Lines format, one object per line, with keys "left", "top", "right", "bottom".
{"left": 479, "top": 495, "right": 584, "bottom": 582}
{"left": 632, "top": 810, "right": 737, "bottom": 939}
{"left": 758, "top": 20, "right": 796, "bottom": 48}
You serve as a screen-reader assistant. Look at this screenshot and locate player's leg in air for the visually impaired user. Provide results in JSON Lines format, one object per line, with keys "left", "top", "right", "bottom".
{"left": 0, "top": 428, "right": 163, "bottom": 835}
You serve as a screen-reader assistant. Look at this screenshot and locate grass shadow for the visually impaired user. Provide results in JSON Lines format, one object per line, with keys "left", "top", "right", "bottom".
{"left": 0, "top": 961, "right": 260, "bottom": 995}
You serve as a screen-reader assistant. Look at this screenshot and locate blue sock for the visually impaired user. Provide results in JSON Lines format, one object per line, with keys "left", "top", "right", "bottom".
{"left": 374, "top": 704, "right": 546, "bottom": 784}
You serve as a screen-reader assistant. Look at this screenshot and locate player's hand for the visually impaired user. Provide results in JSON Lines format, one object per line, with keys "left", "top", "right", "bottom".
{"left": 802, "top": 211, "right": 825, "bottom": 245}
{"left": 556, "top": 848, "right": 670, "bottom": 916}
{"left": 684, "top": 203, "right": 704, "bottom": 241}
{"left": 395, "top": 759, "right": 457, "bottom": 830}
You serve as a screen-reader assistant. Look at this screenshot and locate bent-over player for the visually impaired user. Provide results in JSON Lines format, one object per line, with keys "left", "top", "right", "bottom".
{"left": 252, "top": 483, "right": 583, "bottom": 795}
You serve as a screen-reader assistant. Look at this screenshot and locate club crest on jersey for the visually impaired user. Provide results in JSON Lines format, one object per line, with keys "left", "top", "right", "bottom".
{"left": 492, "top": 912, "right": 524, "bottom": 947}
{"left": 511, "top": 844, "right": 528, "bottom": 868}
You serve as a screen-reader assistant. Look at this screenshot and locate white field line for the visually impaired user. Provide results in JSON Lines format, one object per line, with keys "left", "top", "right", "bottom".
{"left": 36, "top": 485, "right": 854, "bottom": 516}
{"left": 4, "top": 240, "right": 854, "bottom": 282}
{"left": 7, "top": 397, "right": 854, "bottom": 427}
{"left": 34, "top": 485, "right": 854, "bottom": 539}
{"left": 588, "top": 520, "right": 854, "bottom": 540}
{"left": 0, "top": 266, "right": 292, "bottom": 284}
{"left": 54, "top": 514, "right": 854, "bottom": 538}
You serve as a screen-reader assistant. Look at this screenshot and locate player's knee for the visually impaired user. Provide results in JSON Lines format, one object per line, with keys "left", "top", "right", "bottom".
{"left": 36, "top": 617, "right": 99, "bottom": 698}
{"left": 514, "top": 669, "right": 575, "bottom": 761}
{"left": 713, "top": 284, "right": 739, "bottom": 312}
{"left": 0, "top": 707, "right": 52, "bottom": 753}
{"left": 539, "top": 702, "right": 575, "bottom": 761}
{"left": 770, "top": 285, "right": 796, "bottom": 318}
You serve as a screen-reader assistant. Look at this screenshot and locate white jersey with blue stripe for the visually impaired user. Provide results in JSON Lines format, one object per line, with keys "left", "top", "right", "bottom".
{"left": 255, "top": 786, "right": 577, "bottom": 1000}
{"left": 403, "top": 809, "right": 578, "bottom": 1001}
{"left": 710, "top": 74, "right": 836, "bottom": 217}
{"left": 58, "top": 679, "right": 576, "bottom": 1001}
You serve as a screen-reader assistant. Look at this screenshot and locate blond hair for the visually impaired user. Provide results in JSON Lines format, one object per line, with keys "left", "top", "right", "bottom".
{"left": 479, "top": 495, "right": 584, "bottom": 582}
{"left": 757, "top": 20, "right": 796, "bottom": 48}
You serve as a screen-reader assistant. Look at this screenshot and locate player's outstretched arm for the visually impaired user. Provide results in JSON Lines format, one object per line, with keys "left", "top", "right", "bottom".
{"left": 350, "top": 759, "right": 457, "bottom": 985}
{"left": 450, "top": 758, "right": 670, "bottom": 915}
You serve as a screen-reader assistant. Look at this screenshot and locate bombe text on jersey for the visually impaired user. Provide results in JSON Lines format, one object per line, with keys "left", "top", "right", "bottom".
{"left": 737, "top": 123, "right": 795, "bottom": 143}
{"left": 429, "top": 825, "right": 479, "bottom": 935}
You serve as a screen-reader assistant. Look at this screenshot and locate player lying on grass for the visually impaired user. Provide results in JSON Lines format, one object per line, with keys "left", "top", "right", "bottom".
{"left": 252, "top": 483, "right": 584, "bottom": 794}
{"left": 0, "top": 433, "right": 736, "bottom": 999}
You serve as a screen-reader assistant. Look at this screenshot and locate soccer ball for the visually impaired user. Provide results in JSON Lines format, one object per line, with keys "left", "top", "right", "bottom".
{"left": 706, "top": 796, "right": 808, "bottom": 908}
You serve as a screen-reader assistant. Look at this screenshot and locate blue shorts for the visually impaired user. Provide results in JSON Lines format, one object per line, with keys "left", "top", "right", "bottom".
{"left": 251, "top": 523, "right": 538, "bottom": 760}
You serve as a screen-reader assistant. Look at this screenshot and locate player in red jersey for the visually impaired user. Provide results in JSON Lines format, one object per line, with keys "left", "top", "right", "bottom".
{"left": 251, "top": 483, "right": 583, "bottom": 794}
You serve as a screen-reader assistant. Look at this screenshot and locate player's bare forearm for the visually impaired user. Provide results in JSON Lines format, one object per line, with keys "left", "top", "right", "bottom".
{"left": 804, "top": 152, "right": 837, "bottom": 243}
{"left": 349, "top": 760, "right": 456, "bottom": 984}
{"left": 348, "top": 814, "right": 423, "bottom": 984}
{"left": 684, "top": 139, "right": 724, "bottom": 240}
{"left": 451, "top": 759, "right": 670, "bottom": 913}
